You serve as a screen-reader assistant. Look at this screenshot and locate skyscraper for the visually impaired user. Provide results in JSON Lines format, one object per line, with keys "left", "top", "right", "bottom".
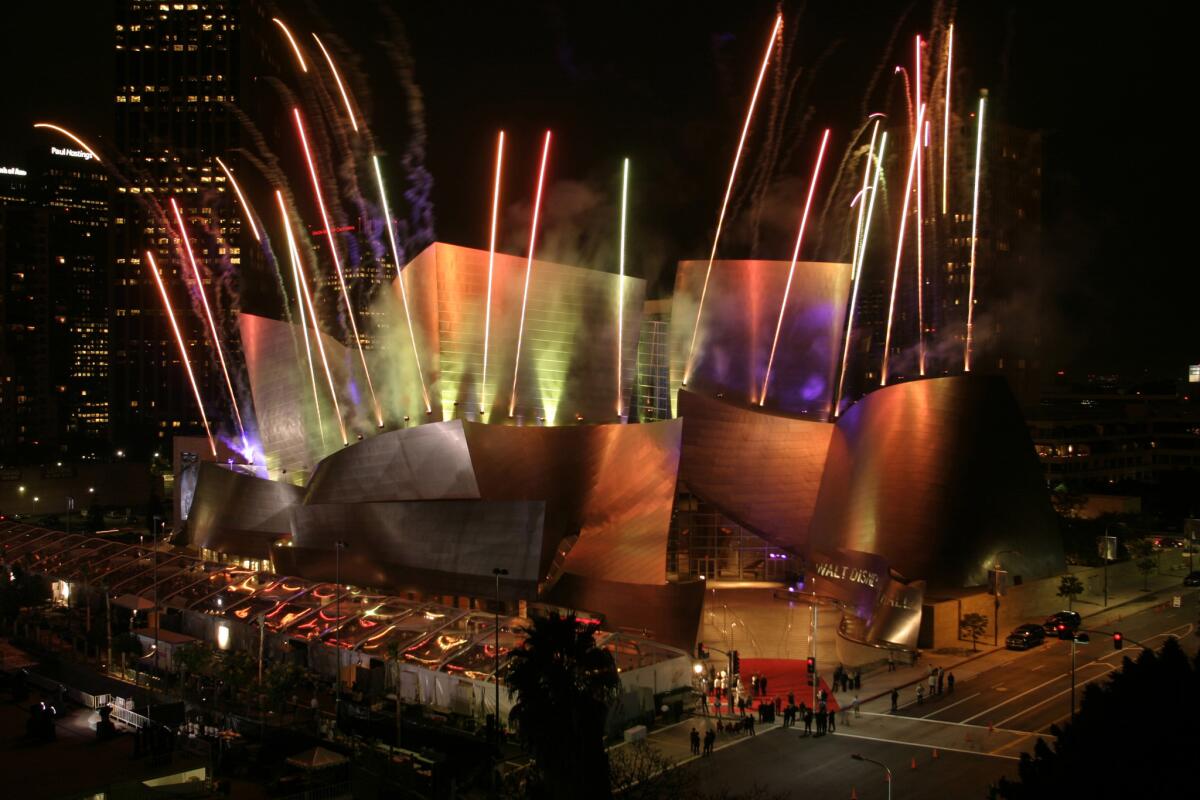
{"left": 111, "top": 0, "right": 244, "bottom": 455}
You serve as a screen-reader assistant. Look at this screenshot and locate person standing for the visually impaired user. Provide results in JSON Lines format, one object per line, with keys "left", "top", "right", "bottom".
{"left": 852, "top": 694, "right": 861, "bottom": 718}
{"left": 690, "top": 727, "right": 700, "bottom": 755}
{"left": 699, "top": 690, "right": 708, "bottom": 715}
{"left": 888, "top": 651, "right": 896, "bottom": 671}
{"left": 937, "top": 667, "right": 945, "bottom": 695}
{"left": 891, "top": 687, "right": 899, "bottom": 713}
{"left": 788, "top": 690, "right": 796, "bottom": 708}
{"left": 917, "top": 684, "right": 925, "bottom": 705}
{"left": 928, "top": 670, "right": 937, "bottom": 698}
{"left": 746, "top": 714, "right": 756, "bottom": 736}
{"left": 947, "top": 672, "right": 956, "bottom": 693}
{"left": 704, "top": 728, "right": 715, "bottom": 756}
{"left": 854, "top": 669, "right": 861, "bottom": 691}
{"left": 713, "top": 692, "right": 721, "bottom": 717}
{"left": 803, "top": 708, "right": 813, "bottom": 736}
{"left": 760, "top": 675, "right": 768, "bottom": 697}
{"left": 750, "top": 673, "right": 758, "bottom": 697}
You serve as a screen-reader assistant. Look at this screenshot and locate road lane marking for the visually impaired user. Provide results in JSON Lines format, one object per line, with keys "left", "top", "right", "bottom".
{"left": 993, "top": 664, "right": 1115, "bottom": 728}
{"left": 921, "top": 692, "right": 980, "bottom": 719}
{"left": 859, "top": 710, "right": 1034, "bottom": 736}
{"left": 958, "top": 667, "right": 1100, "bottom": 725}
{"left": 831, "top": 730, "right": 1020, "bottom": 761}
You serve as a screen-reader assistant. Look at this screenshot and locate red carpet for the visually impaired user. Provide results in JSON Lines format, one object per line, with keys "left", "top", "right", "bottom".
{"left": 704, "top": 658, "right": 839, "bottom": 712}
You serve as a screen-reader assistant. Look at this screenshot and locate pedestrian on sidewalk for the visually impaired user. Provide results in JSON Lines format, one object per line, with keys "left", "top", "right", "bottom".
{"left": 803, "top": 708, "right": 813, "bottom": 735}
{"left": 788, "top": 690, "right": 795, "bottom": 707}
{"left": 947, "top": 672, "right": 956, "bottom": 693}
{"left": 703, "top": 728, "right": 715, "bottom": 756}
{"left": 761, "top": 675, "right": 768, "bottom": 697}
{"left": 887, "top": 651, "right": 896, "bottom": 671}
{"left": 927, "top": 671, "right": 937, "bottom": 697}
{"left": 828, "top": 707, "right": 837, "bottom": 733}
{"left": 891, "top": 687, "right": 899, "bottom": 713}
{"left": 699, "top": 691, "right": 708, "bottom": 715}
{"left": 815, "top": 709, "right": 825, "bottom": 735}
{"left": 854, "top": 669, "right": 861, "bottom": 691}
{"left": 713, "top": 693, "right": 721, "bottom": 716}
{"left": 937, "top": 667, "right": 945, "bottom": 695}
{"left": 690, "top": 727, "right": 700, "bottom": 755}
{"left": 774, "top": 695, "right": 782, "bottom": 714}
{"left": 852, "top": 694, "right": 861, "bottom": 718}
{"left": 916, "top": 684, "right": 925, "bottom": 705}
{"left": 750, "top": 673, "right": 758, "bottom": 697}
{"left": 746, "top": 714, "right": 756, "bottom": 736}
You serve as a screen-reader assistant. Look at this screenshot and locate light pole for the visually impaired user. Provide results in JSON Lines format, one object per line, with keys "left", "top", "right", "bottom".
{"left": 811, "top": 590, "right": 819, "bottom": 697}
{"left": 66, "top": 496, "right": 74, "bottom": 537}
{"left": 991, "top": 550, "right": 1020, "bottom": 646}
{"left": 334, "top": 540, "right": 347, "bottom": 720}
{"left": 1069, "top": 631, "right": 1090, "bottom": 721}
{"left": 492, "top": 567, "right": 508, "bottom": 747}
{"left": 851, "top": 753, "right": 892, "bottom": 800}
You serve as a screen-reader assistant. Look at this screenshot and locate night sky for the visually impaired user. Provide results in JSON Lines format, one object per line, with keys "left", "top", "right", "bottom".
{"left": 0, "top": 1, "right": 1188, "bottom": 379}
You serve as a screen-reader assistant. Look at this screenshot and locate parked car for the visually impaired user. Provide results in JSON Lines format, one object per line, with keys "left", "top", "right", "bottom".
{"left": 1184, "top": 571, "right": 1200, "bottom": 587}
{"left": 1005, "top": 624, "right": 1046, "bottom": 650}
{"left": 1043, "top": 610, "right": 1082, "bottom": 637}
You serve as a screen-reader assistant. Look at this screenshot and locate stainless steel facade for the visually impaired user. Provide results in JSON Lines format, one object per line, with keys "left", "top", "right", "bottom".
{"left": 809, "top": 375, "right": 1064, "bottom": 588}
{"left": 669, "top": 259, "right": 851, "bottom": 418}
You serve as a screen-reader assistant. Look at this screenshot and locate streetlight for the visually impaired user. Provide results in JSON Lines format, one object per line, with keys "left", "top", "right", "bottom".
{"left": 492, "top": 567, "right": 508, "bottom": 747}
{"left": 990, "top": 550, "right": 1021, "bottom": 646}
{"left": 1069, "top": 630, "right": 1090, "bottom": 721}
{"left": 850, "top": 754, "right": 892, "bottom": 800}
{"left": 334, "top": 540, "right": 348, "bottom": 720}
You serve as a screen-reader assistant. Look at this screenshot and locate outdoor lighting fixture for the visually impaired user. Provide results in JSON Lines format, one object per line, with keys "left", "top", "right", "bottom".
{"left": 693, "top": 662, "right": 704, "bottom": 675}
{"left": 217, "top": 623, "right": 231, "bottom": 650}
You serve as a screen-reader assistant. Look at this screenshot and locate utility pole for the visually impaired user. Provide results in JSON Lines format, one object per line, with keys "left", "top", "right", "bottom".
{"left": 152, "top": 516, "right": 160, "bottom": 677}
{"left": 334, "top": 540, "right": 347, "bottom": 722}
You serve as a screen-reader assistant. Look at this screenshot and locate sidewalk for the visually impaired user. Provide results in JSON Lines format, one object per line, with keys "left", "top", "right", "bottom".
{"left": 840, "top": 576, "right": 1198, "bottom": 713}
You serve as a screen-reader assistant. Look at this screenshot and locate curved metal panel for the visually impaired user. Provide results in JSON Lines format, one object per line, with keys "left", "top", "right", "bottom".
{"left": 669, "top": 259, "right": 851, "bottom": 417}
{"left": 810, "top": 375, "right": 1064, "bottom": 588}
{"left": 463, "top": 418, "right": 682, "bottom": 585}
{"left": 677, "top": 388, "right": 833, "bottom": 554}
{"left": 187, "top": 462, "right": 304, "bottom": 557}
{"left": 304, "top": 420, "right": 480, "bottom": 505}
{"left": 544, "top": 573, "right": 705, "bottom": 653}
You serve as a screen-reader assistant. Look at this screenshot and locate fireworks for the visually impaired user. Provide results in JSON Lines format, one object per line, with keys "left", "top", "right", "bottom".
{"left": 144, "top": 251, "right": 216, "bottom": 456}
{"left": 965, "top": 95, "right": 986, "bottom": 373}
{"left": 214, "top": 156, "right": 261, "bottom": 243}
{"left": 276, "top": 190, "right": 346, "bottom": 446}
{"left": 617, "top": 157, "right": 630, "bottom": 418}
{"left": 272, "top": 18, "right": 308, "bottom": 73}
{"left": 942, "top": 23, "right": 954, "bottom": 216}
{"left": 32, "top": 123, "right": 102, "bottom": 163}
{"left": 683, "top": 13, "right": 783, "bottom": 386}
{"left": 914, "top": 36, "right": 926, "bottom": 377}
{"left": 373, "top": 155, "right": 431, "bottom": 413}
{"left": 760, "top": 129, "right": 831, "bottom": 407}
{"left": 292, "top": 107, "right": 384, "bottom": 427}
{"left": 835, "top": 129, "right": 887, "bottom": 417}
{"left": 312, "top": 33, "right": 358, "bottom": 133}
{"left": 482, "top": 131, "right": 505, "bottom": 415}
{"left": 169, "top": 198, "right": 250, "bottom": 456}
{"left": 509, "top": 131, "right": 552, "bottom": 419}
{"left": 882, "top": 103, "right": 926, "bottom": 386}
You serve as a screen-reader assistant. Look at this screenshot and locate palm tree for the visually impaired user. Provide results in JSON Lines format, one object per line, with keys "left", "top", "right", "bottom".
{"left": 507, "top": 613, "right": 619, "bottom": 800}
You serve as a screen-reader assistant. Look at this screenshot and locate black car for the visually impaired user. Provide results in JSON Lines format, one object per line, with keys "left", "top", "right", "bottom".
{"left": 1043, "top": 610, "right": 1082, "bottom": 637}
{"left": 1184, "top": 571, "right": 1200, "bottom": 587}
{"left": 1005, "top": 624, "right": 1046, "bottom": 650}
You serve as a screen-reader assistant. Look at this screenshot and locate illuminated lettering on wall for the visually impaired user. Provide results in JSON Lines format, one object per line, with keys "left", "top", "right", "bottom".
{"left": 51, "top": 146, "right": 94, "bottom": 161}
{"left": 0, "top": 166, "right": 27, "bottom": 176}
{"left": 813, "top": 560, "right": 880, "bottom": 589}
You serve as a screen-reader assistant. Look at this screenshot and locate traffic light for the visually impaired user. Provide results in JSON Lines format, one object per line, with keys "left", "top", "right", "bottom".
{"left": 1056, "top": 623, "right": 1069, "bottom": 640}
{"left": 806, "top": 656, "right": 815, "bottom": 675}
{"left": 1113, "top": 632, "right": 1123, "bottom": 650}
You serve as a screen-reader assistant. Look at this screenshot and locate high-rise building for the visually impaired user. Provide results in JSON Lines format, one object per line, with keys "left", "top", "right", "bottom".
{"left": 111, "top": 0, "right": 244, "bottom": 456}
{"left": 0, "top": 149, "right": 111, "bottom": 459}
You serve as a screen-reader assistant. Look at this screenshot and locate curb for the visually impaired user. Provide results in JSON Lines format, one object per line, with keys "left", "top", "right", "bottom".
{"left": 857, "top": 647, "right": 1001, "bottom": 705}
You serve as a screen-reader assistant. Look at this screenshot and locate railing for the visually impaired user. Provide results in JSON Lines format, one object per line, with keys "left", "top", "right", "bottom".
{"left": 109, "top": 703, "right": 151, "bottom": 729}
{"left": 275, "top": 782, "right": 352, "bottom": 800}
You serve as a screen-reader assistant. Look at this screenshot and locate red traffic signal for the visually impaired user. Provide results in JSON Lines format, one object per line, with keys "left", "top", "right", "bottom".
{"left": 806, "top": 656, "right": 815, "bottom": 674}
{"left": 1113, "top": 632, "right": 1123, "bottom": 650}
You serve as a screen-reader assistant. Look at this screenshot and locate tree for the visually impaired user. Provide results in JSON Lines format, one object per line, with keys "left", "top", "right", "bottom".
{"left": 1126, "top": 538, "right": 1156, "bottom": 590}
{"left": 960, "top": 613, "right": 988, "bottom": 651}
{"left": 1056, "top": 575, "right": 1085, "bottom": 610}
{"left": 1136, "top": 556, "right": 1157, "bottom": 591}
{"left": 263, "top": 661, "right": 306, "bottom": 711}
{"left": 174, "top": 643, "right": 215, "bottom": 696}
{"left": 507, "top": 613, "right": 619, "bottom": 800}
{"left": 997, "top": 638, "right": 1197, "bottom": 798}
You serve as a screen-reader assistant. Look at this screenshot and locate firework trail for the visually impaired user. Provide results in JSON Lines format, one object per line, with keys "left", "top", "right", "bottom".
{"left": 914, "top": 35, "right": 926, "bottom": 377}
{"left": 293, "top": 108, "right": 384, "bottom": 427}
{"left": 683, "top": 13, "right": 782, "bottom": 385}
{"left": 32, "top": 123, "right": 102, "bottom": 162}
{"left": 214, "top": 156, "right": 262, "bottom": 242}
{"left": 760, "top": 128, "right": 831, "bottom": 407}
{"left": 835, "top": 131, "right": 887, "bottom": 417}
{"left": 850, "top": 121, "right": 882, "bottom": 279}
{"left": 272, "top": 17, "right": 308, "bottom": 72}
{"left": 277, "top": 190, "right": 346, "bottom": 446}
{"left": 617, "top": 157, "right": 630, "bottom": 418}
{"left": 882, "top": 102, "right": 926, "bottom": 386}
{"left": 482, "top": 131, "right": 504, "bottom": 415}
{"left": 145, "top": 252, "right": 216, "bottom": 456}
{"left": 373, "top": 154, "right": 431, "bottom": 413}
{"left": 275, "top": 191, "right": 326, "bottom": 447}
{"left": 312, "top": 33, "right": 359, "bottom": 133}
{"left": 965, "top": 95, "right": 986, "bottom": 372}
{"left": 941, "top": 23, "right": 954, "bottom": 215}
{"left": 169, "top": 197, "right": 250, "bottom": 454}
{"left": 509, "top": 131, "right": 552, "bottom": 419}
